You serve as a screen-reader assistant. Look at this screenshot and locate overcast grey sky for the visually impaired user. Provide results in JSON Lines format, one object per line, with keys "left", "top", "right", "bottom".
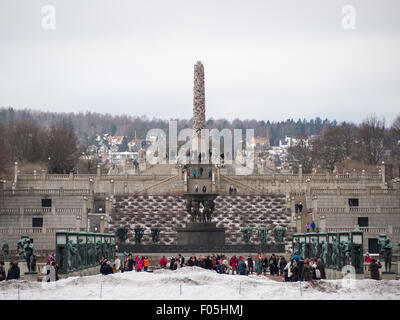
{"left": 0, "top": 0, "right": 399, "bottom": 124}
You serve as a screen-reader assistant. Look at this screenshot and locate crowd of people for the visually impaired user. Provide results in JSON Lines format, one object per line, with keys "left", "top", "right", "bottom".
{"left": 156, "top": 253, "right": 327, "bottom": 282}
{"left": 0, "top": 251, "right": 385, "bottom": 282}
{"left": 0, "top": 261, "right": 20, "bottom": 281}
{"left": 115, "top": 253, "right": 149, "bottom": 273}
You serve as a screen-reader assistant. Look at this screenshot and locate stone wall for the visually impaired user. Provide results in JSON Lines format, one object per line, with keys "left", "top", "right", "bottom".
{"left": 110, "top": 194, "right": 293, "bottom": 247}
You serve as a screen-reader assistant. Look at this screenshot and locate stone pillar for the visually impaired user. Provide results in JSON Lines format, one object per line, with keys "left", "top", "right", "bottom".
{"left": 89, "top": 178, "right": 94, "bottom": 194}
{"left": 97, "top": 164, "right": 101, "bottom": 177}
{"left": 14, "top": 161, "right": 18, "bottom": 184}
{"left": 82, "top": 197, "right": 88, "bottom": 231}
{"left": 110, "top": 179, "right": 115, "bottom": 196}
{"left": 381, "top": 161, "right": 385, "bottom": 186}
{"left": 41, "top": 169, "right": 46, "bottom": 180}
{"left": 192, "top": 61, "right": 206, "bottom": 155}
{"left": 69, "top": 172, "right": 74, "bottom": 180}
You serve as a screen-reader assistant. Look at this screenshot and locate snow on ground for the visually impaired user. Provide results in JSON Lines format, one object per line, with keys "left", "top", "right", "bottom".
{"left": 0, "top": 267, "right": 399, "bottom": 300}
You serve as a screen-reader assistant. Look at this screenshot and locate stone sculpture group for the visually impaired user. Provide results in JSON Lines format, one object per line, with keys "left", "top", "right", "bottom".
{"left": 185, "top": 198, "right": 215, "bottom": 223}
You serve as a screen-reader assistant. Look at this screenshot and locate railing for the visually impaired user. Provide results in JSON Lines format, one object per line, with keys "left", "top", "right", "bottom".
{"left": 318, "top": 207, "right": 346, "bottom": 213}
{"left": 46, "top": 227, "right": 77, "bottom": 233}
{"left": 55, "top": 208, "right": 82, "bottom": 214}
{"left": 326, "top": 227, "right": 388, "bottom": 233}
{"left": 318, "top": 207, "right": 400, "bottom": 214}
{"left": 24, "top": 208, "right": 52, "bottom": 214}
{"left": 0, "top": 227, "right": 78, "bottom": 234}
{"left": 0, "top": 208, "right": 20, "bottom": 214}
{"left": 1, "top": 189, "right": 90, "bottom": 196}
{"left": 349, "top": 207, "right": 378, "bottom": 213}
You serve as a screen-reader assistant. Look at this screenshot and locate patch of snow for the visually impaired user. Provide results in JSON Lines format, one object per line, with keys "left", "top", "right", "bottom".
{"left": 0, "top": 267, "right": 398, "bottom": 300}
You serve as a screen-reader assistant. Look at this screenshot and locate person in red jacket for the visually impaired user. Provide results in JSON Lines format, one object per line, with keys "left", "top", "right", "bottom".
{"left": 159, "top": 256, "right": 167, "bottom": 268}
{"left": 365, "top": 253, "right": 372, "bottom": 263}
{"left": 137, "top": 257, "right": 144, "bottom": 272}
{"left": 230, "top": 256, "right": 238, "bottom": 275}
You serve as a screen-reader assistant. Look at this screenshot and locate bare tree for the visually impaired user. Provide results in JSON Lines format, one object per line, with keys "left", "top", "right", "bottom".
{"left": 355, "top": 115, "right": 385, "bottom": 165}
{"left": 0, "top": 123, "right": 11, "bottom": 177}
{"left": 46, "top": 121, "right": 79, "bottom": 174}
{"left": 313, "top": 123, "right": 357, "bottom": 171}
{"left": 392, "top": 115, "right": 400, "bottom": 140}
{"left": 9, "top": 118, "right": 46, "bottom": 162}
{"left": 287, "top": 135, "right": 314, "bottom": 173}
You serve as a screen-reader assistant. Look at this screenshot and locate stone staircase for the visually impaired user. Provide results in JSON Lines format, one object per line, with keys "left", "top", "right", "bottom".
{"left": 142, "top": 163, "right": 177, "bottom": 175}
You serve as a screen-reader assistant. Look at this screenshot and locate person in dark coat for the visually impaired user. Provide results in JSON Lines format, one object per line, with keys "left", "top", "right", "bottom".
{"left": 369, "top": 259, "right": 382, "bottom": 280}
{"left": 262, "top": 256, "right": 268, "bottom": 275}
{"left": 279, "top": 256, "right": 287, "bottom": 276}
{"left": 204, "top": 256, "right": 213, "bottom": 270}
{"left": 301, "top": 259, "right": 313, "bottom": 281}
{"left": 269, "top": 254, "right": 277, "bottom": 275}
{"left": 101, "top": 261, "right": 113, "bottom": 275}
{"left": 127, "top": 255, "right": 134, "bottom": 271}
{"left": 0, "top": 262, "right": 6, "bottom": 282}
{"left": 170, "top": 257, "right": 176, "bottom": 270}
{"left": 290, "top": 260, "right": 299, "bottom": 282}
{"left": 247, "top": 256, "right": 254, "bottom": 274}
{"left": 6, "top": 262, "right": 20, "bottom": 281}
{"left": 316, "top": 258, "right": 326, "bottom": 279}
{"left": 100, "top": 259, "right": 108, "bottom": 275}
{"left": 238, "top": 257, "right": 247, "bottom": 275}
{"left": 297, "top": 259, "right": 305, "bottom": 281}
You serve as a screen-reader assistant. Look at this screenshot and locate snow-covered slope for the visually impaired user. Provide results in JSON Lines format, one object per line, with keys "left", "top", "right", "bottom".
{"left": 0, "top": 267, "right": 398, "bottom": 300}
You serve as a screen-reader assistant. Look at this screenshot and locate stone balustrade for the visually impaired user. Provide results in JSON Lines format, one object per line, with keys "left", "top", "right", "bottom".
{"left": 0, "top": 227, "right": 78, "bottom": 234}
{"left": 326, "top": 227, "right": 391, "bottom": 234}
{"left": 1, "top": 189, "right": 90, "bottom": 196}
{"left": 317, "top": 207, "right": 400, "bottom": 215}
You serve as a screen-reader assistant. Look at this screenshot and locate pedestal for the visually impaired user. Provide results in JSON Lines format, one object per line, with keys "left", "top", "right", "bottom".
{"left": 177, "top": 223, "right": 225, "bottom": 246}
{"left": 24, "top": 272, "right": 38, "bottom": 282}
{"left": 381, "top": 272, "right": 397, "bottom": 280}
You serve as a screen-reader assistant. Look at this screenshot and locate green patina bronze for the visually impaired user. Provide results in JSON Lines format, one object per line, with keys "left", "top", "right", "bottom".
{"left": 320, "top": 240, "right": 328, "bottom": 265}
{"left": 257, "top": 227, "right": 269, "bottom": 244}
{"left": 150, "top": 227, "right": 161, "bottom": 244}
{"left": 241, "top": 227, "right": 253, "bottom": 244}
{"left": 116, "top": 226, "right": 129, "bottom": 243}
{"left": 273, "top": 226, "right": 286, "bottom": 244}
{"left": 293, "top": 237, "right": 300, "bottom": 254}
{"left": 1, "top": 240, "right": 9, "bottom": 261}
{"left": 382, "top": 238, "right": 393, "bottom": 273}
{"left": 56, "top": 231, "right": 116, "bottom": 274}
{"left": 331, "top": 236, "right": 339, "bottom": 270}
{"left": 134, "top": 227, "right": 145, "bottom": 244}
{"left": 311, "top": 237, "right": 319, "bottom": 259}
{"left": 16, "top": 237, "right": 36, "bottom": 273}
